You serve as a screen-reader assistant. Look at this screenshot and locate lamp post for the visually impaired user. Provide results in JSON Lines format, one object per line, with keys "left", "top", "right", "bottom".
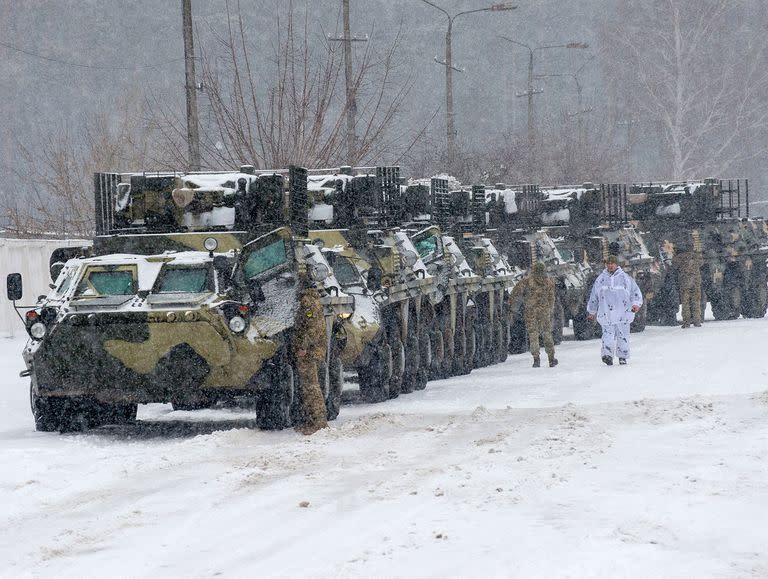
{"left": 421, "top": 1, "right": 517, "bottom": 163}
{"left": 500, "top": 37, "right": 588, "bottom": 150}
{"left": 534, "top": 55, "right": 595, "bottom": 148}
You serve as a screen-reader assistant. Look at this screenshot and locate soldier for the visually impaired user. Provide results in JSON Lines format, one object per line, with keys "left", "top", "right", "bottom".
{"left": 509, "top": 262, "right": 558, "bottom": 368}
{"left": 292, "top": 281, "right": 329, "bottom": 435}
{"left": 586, "top": 255, "right": 643, "bottom": 366}
{"left": 673, "top": 250, "right": 703, "bottom": 328}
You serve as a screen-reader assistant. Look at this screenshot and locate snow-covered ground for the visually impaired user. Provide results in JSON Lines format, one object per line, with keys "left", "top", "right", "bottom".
{"left": 2, "top": 318, "right": 768, "bottom": 578}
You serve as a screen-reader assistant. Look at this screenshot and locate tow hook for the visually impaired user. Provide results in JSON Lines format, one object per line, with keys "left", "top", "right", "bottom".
{"left": 19, "top": 369, "right": 31, "bottom": 378}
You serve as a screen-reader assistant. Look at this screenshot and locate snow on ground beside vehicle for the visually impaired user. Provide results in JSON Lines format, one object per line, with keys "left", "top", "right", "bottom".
{"left": 1, "top": 319, "right": 768, "bottom": 578}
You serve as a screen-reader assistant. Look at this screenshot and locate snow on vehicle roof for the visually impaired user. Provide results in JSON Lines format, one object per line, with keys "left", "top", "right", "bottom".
{"left": 484, "top": 187, "right": 518, "bottom": 214}
{"left": 660, "top": 182, "right": 707, "bottom": 194}
{"left": 79, "top": 251, "right": 219, "bottom": 266}
{"left": 408, "top": 174, "right": 462, "bottom": 190}
{"left": 542, "top": 187, "right": 589, "bottom": 201}
{"left": 181, "top": 172, "right": 263, "bottom": 191}
{"left": 307, "top": 173, "right": 356, "bottom": 189}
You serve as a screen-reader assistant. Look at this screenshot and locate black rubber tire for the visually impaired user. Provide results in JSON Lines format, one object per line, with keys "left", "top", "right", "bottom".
{"left": 389, "top": 337, "right": 405, "bottom": 398}
{"left": 743, "top": 280, "right": 768, "bottom": 318}
{"left": 171, "top": 392, "right": 214, "bottom": 411}
{"left": 630, "top": 302, "right": 647, "bottom": 333}
{"left": 30, "top": 386, "right": 65, "bottom": 432}
{"left": 551, "top": 300, "right": 564, "bottom": 345}
{"left": 325, "top": 353, "right": 344, "bottom": 421}
{"left": 100, "top": 402, "right": 139, "bottom": 425}
{"left": 572, "top": 311, "right": 595, "bottom": 341}
{"left": 453, "top": 328, "right": 468, "bottom": 375}
{"left": 508, "top": 314, "right": 528, "bottom": 354}
{"left": 256, "top": 358, "right": 295, "bottom": 430}
{"left": 429, "top": 329, "right": 445, "bottom": 380}
{"left": 359, "top": 342, "right": 392, "bottom": 403}
{"left": 401, "top": 330, "right": 420, "bottom": 395}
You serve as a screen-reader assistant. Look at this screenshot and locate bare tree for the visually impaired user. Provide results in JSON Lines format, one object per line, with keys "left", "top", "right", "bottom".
{"left": 604, "top": 0, "right": 768, "bottom": 179}
{"left": 155, "top": 2, "right": 417, "bottom": 171}
{"left": 2, "top": 95, "right": 156, "bottom": 237}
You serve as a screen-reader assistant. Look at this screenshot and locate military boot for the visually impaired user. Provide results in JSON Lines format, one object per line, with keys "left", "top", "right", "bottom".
{"left": 693, "top": 322, "right": 702, "bottom": 327}
{"left": 532, "top": 357, "right": 540, "bottom": 368}
{"left": 619, "top": 358, "right": 627, "bottom": 365}
{"left": 681, "top": 323, "right": 690, "bottom": 329}
{"left": 549, "top": 357, "right": 558, "bottom": 367}
{"left": 602, "top": 355, "right": 613, "bottom": 366}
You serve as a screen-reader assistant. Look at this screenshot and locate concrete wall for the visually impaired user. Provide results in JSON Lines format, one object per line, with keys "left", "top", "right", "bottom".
{"left": 0, "top": 239, "right": 90, "bottom": 337}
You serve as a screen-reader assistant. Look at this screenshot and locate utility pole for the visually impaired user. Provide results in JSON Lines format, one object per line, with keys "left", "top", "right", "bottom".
{"left": 500, "top": 38, "right": 588, "bottom": 151}
{"left": 535, "top": 55, "right": 595, "bottom": 150}
{"left": 422, "top": 1, "right": 516, "bottom": 164}
{"left": 328, "top": 0, "right": 368, "bottom": 165}
{"left": 182, "top": 0, "right": 201, "bottom": 171}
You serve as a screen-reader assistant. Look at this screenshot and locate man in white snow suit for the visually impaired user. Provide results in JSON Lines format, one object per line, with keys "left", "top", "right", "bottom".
{"left": 586, "top": 255, "right": 643, "bottom": 366}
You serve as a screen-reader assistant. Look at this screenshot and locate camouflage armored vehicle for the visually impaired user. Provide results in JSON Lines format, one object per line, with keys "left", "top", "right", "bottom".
{"left": 530, "top": 183, "right": 662, "bottom": 335}
{"left": 483, "top": 183, "right": 595, "bottom": 343}
{"left": 8, "top": 168, "right": 354, "bottom": 432}
{"left": 410, "top": 226, "right": 482, "bottom": 377}
{"left": 305, "top": 166, "right": 436, "bottom": 401}
{"left": 412, "top": 178, "right": 517, "bottom": 370}
{"left": 626, "top": 179, "right": 768, "bottom": 322}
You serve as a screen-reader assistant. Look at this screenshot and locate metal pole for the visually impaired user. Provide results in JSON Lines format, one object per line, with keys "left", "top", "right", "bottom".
{"left": 182, "top": 0, "right": 201, "bottom": 171}
{"left": 446, "top": 18, "right": 455, "bottom": 162}
{"left": 342, "top": 0, "right": 358, "bottom": 163}
{"left": 527, "top": 49, "right": 534, "bottom": 150}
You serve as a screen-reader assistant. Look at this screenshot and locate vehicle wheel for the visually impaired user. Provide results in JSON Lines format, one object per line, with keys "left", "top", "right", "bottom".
{"left": 453, "top": 327, "right": 469, "bottom": 375}
{"left": 464, "top": 316, "right": 477, "bottom": 369}
{"left": 359, "top": 342, "right": 393, "bottom": 403}
{"left": 494, "top": 320, "right": 507, "bottom": 363}
{"left": 429, "top": 329, "right": 445, "bottom": 380}
{"left": 441, "top": 323, "right": 456, "bottom": 377}
{"left": 256, "top": 358, "right": 295, "bottom": 430}
{"left": 551, "top": 300, "right": 564, "bottom": 345}
{"left": 325, "top": 351, "right": 344, "bottom": 421}
{"left": 630, "top": 302, "right": 647, "bottom": 332}
{"left": 401, "top": 330, "right": 420, "bottom": 395}
{"left": 171, "top": 392, "right": 215, "bottom": 411}
{"left": 389, "top": 337, "right": 405, "bottom": 398}
{"left": 571, "top": 311, "right": 595, "bottom": 340}
{"left": 726, "top": 284, "right": 742, "bottom": 320}
{"left": 100, "top": 402, "right": 139, "bottom": 425}
{"left": 743, "top": 279, "right": 768, "bottom": 318}
{"left": 473, "top": 321, "right": 485, "bottom": 369}
{"left": 508, "top": 314, "right": 527, "bottom": 354}
{"left": 30, "top": 386, "right": 64, "bottom": 432}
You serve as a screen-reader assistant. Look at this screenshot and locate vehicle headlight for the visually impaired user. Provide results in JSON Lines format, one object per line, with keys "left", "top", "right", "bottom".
{"left": 30, "top": 322, "right": 47, "bottom": 340}
{"left": 228, "top": 316, "right": 247, "bottom": 333}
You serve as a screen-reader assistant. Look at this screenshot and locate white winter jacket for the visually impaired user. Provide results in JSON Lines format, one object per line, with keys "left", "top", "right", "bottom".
{"left": 586, "top": 267, "right": 643, "bottom": 325}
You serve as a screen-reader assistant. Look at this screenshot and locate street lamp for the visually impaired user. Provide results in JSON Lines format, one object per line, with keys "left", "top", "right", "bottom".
{"left": 500, "top": 37, "right": 589, "bottom": 150}
{"left": 421, "top": 1, "right": 517, "bottom": 163}
{"left": 534, "top": 55, "right": 595, "bottom": 146}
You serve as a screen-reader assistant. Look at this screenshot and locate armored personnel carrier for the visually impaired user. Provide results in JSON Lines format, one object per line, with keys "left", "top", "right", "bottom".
{"left": 626, "top": 179, "right": 768, "bottom": 321}
{"left": 482, "top": 183, "right": 595, "bottom": 343}
{"left": 530, "top": 183, "right": 662, "bottom": 334}
{"left": 9, "top": 228, "right": 352, "bottom": 432}
{"left": 305, "top": 166, "right": 436, "bottom": 401}
{"left": 417, "top": 178, "right": 517, "bottom": 368}
{"left": 410, "top": 226, "right": 482, "bottom": 377}
{"left": 8, "top": 168, "right": 354, "bottom": 432}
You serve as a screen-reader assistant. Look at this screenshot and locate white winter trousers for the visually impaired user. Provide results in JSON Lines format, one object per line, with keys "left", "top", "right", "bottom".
{"left": 600, "top": 322, "right": 631, "bottom": 359}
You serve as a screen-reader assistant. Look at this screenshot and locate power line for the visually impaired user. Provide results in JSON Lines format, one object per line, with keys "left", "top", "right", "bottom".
{"left": 0, "top": 39, "right": 184, "bottom": 71}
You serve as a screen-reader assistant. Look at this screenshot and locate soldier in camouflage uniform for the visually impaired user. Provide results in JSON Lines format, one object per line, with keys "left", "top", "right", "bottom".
{"left": 509, "top": 262, "right": 558, "bottom": 368}
{"left": 292, "top": 283, "right": 329, "bottom": 435}
{"left": 673, "top": 250, "right": 703, "bottom": 328}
